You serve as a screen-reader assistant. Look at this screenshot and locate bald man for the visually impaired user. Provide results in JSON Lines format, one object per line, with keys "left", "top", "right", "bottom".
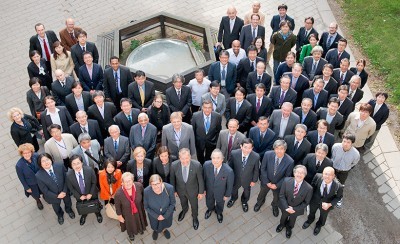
{"left": 226, "top": 40, "right": 247, "bottom": 66}
{"left": 52, "top": 69, "right": 74, "bottom": 106}
{"left": 244, "top": 1, "right": 266, "bottom": 26}
{"left": 217, "top": 7, "right": 244, "bottom": 49}
{"left": 59, "top": 18, "right": 82, "bottom": 51}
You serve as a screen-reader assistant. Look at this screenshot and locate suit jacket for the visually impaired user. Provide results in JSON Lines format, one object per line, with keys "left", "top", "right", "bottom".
{"left": 10, "top": 114, "right": 42, "bottom": 148}
{"left": 126, "top": 158, "right": 153, "bottom": 188}
{"left": 269, "top": 86, "right": 297, "bottom": 109}
{"left": 27, "top": 59, "right": 52, "bottom": 87}
{"left": 318, "top": 32, "right": 343, "bottom": 57}
{"left": 313, "top": 75, "right": 338, "bottom": 97}
{"left": 302, "top": 57, "right": 328, "bottom": 80}
{"left": 207, "top": 61, "right": 237, "bottom": 94}
{"left": 329, "top": 95, "right": 354, "bottom": 129}
{"left": 344, "top": 112, "right": 376, "bottom": 147}
{"left": 104, "top": 136, "right": 130, "bottom": 164}
{"left": 239, "top": 24, "right": 266, "bottom": 51}
{"left": 246, "top": 71, "right": 272, "bottom": 95}
{"left": 310, "top": 173, "right": 344, "bottom": 208}
{"left": 29, "top": 31, "right": 59, "bottom": 57}
{"left": 44, "top": 134, "right": 78, "bottom": 163}
{"left": 279, "top": 177, "right": 313, "bottom": 214}
{"left": 225, "top": 98, "right": 252, "bottom": 132}
{"left": 71, "top": 42, "right": 99, "bottom": 75}
{"left": 51, "top": 76, "right": 75, "bottom": 106}
{"left": 161, "top": 122, "right": 196, "bottom": 158}
{"left": 333, "top": 69, "right": 354, "bottom": 86}
{"left": 350, "top": 67, "right": 368, "bottom": 88}
{"left": 270, "top": 14, "right": 295, "bottom": 34}
{"left": 40, "top": 106, "right": 74, "bottom": 140}
{"left": 203, "top": 161, "right": 234, "bottom": 200}
{"left": 302, "top": 88, "right": 329, "bottom": 111}
{"left": 246, "top": 94, "right": 273, "bottom": 123}
{"left": 349, "top": 87, "right": 364, "bottom": 104}
{"left": 217, "top": 16, "right": 244, "bottom": 49}
{"left": 237, "top": 57, "right": 264, "bottom": 87}
{"left": 269, "top": 110, "right": 300, "bottom": 138}
{"left": 284, "top": 135, "right": 312, "bottom": 165}
{"left": 127, "top": 80, "right": 155, "bottom": 110}
{"left": 248, "top": 127, "right": 275, "bottom": 158}
{"left": 35, "top": 162, "right": 68, "bottom": 204}
{"left": 216, "top": 129, "right": 246, "bottom": 160}
{"left": 306, "top": 130, "right": 335, "bottom": 157}
{"left": 296, "top": 27, "right": 319, "bottom": 52}
{"left": 260, "top": 151, "right": 294, "bottom": 189}
{"left": 103, "top": 66, "right": 133, "bottom": 102}
{"left": 293, "top": 107, "right": 317, "bottom": 131}
{"left": 78, "top": 63, "right": 103, "bottom": 91}
{"left": 69, "top": 119, "right": 103, "bottom": 146}
{"left": 66, "top": 166, "right": 98, "bottom": 200}
{"left": 165, "top": 86, "right": 192, "bottom": 117}
{"left": 201, "top": 92, "right": 226, "bottom": 115}
{"left": 113, "top": 108, "right": 140, "bottom": 137}
{"left": 191, "top": 111, "right": 222, "bottom": 150}
{"left": 283, "top": 72, "right": 310, "bottom": 106}
{"left": 228, "top": 149, "right": 260, "bottom": 188}
{"left": 129, "top": 122, "right": 158, "bottom": 159}
{"left": 65, "top": 91, "right": 93, "bottom": 119}
{"left": 16, "top": 153, "right": 40, "bottom": 191}
{"left": 368, "top": 100, "right": 389, "bottom": 130}
{"left": 325, "top": 49, "right": 351, "bottom": 69}
{"left": 316, "top": 108, "right": 344, "bottom": 134}
{"left": 26, "top": 86, "right": 51, "bottom": 117}
{"left": 87, "top": 102, "right": 117, "bottom": 138}
{"left": 59, "top": 27, "right": 82, "bottom": 51}
{"left": 152, "top": 155, "right": 177, "bottom": 184}
{"left": 170, "top": 159, "right": 205, "bottom": 196}
{"left": 302, "top": 154, "right": 333, "bottom": 183}
{"left": 70, "top": 140, "right": 101, "bottom": 169}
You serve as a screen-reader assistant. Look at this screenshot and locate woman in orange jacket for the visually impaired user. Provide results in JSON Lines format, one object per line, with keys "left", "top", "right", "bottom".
{"left": 99, "top": 158, "right": 122, "bottom": 204}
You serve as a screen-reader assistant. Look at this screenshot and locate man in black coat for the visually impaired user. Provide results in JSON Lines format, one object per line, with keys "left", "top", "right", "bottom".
{"left": 52, "top": 69, "right": 74, "bottom": 106}
{"left": 70, "top": 111, "right": 104, "bottom": 146}
{"left": 87, "top": 91, "right": 117, "bottom": 139}
{"left": 237, "top": 46, "right": 264, "bottom": 88}
{"left": 296, "top": 17, "right": 319, "bottom": 61}
{"left": 302, "top": 78, "right": 329, "bottom": 112}
{"left": 331, "top": 85, "right": 354, "bottom": 130}
{"left": 247, "top": 83, "right": 273, "bottom": 128}
{"left": 104, "top": 125, "right": 131, "bottom": 172}
{"left": 347, "top": 75, "right": 364, "bottom": 104}
{"left": 332, "top": 58, "right": 354, "bottom": 86}
{"left": 283, "top": 63, "right": 310, "bottom": 107}
{"left": 318, "top": 22, "right": 343, "bottom": 57}
{"left": 225, "top": 87, "right": 252, "bottom": 133}
{"left": 248, "top": 117, "right": 276, "bottom": 161}
{"left": 127, "top": 70, "right": 155, "bottom": 113}
{"left": 269, "top": 75, "right": 297, "bottom": 109}
{"left": 302, "top": 144, "right": 333, "bottom": 184}
{"left": 113, "top": 98, "right": 140, "bottom": 137}
{"left": 70, "top": 30, "right": 99, "bottom": 76}
{"left": 165, "top": 74, "right": 192, "bottom": 123}
{"left": 246, "top": 61, "right": 272, "bottom": 95}
{"left": 239, "top": 14, "right": 265, "bottom": 51}
{"left": 65, "top": 81, "right": 93, "bottom": 120}
{"left": 312, "top": 63, "right": 339, "bottom": 97}
{"left": 217, "top": 7, "right": 244, "bottom": 49}
{"left": 325, "top": 39, "right": 351, "bottom": 69}
{"left": 294, "top": 98, "right": 317, "bottom": 131}
{"left": 284, "top": 124, "right": 312, "bottom": 166}
{"left": 307, "top": 119, "right": 335, "bottom": 157}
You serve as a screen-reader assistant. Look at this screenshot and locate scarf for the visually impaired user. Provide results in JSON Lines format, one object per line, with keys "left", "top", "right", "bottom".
{"left": 122, "top": 185, "right": 138, "bottom": 215}
{"left": 106, "top": 171, "right": 117, "bottom": 186}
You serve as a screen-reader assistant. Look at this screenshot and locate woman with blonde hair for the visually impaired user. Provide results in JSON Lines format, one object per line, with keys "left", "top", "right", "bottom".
{"left": 127, "top": 147, "right": 152, "bottom": 187}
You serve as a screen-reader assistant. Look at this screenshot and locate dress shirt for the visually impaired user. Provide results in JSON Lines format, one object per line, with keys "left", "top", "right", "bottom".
{"left": 38, "top": 35, "right": 51, "bottom": 61}
{"left": 227, "top": 48, "right": 247, "bottom": 65}
{"left": 47, "top": 108, "right": 63, "bottom": 131}
{"left": 74, "top": 94, "right": 85, "bottom": 111}
{"left": 181, "top": 162, "right": 191, "bottom": 180}
{"left": 53, "top": 138, "right": 68, "bottom": 159}
{"left": 373, "top": 103, "right": 383, "bottom": 116}
{"left": 86, "top": 64, "right": 93, "bottom": 79}
{"left": 79, "top": 123, "right": 89, "bottom": 133}
{"left": 326, "top": 112, "right": 335, "bottom": 124}
{"left": 320, "top": 181, "right": 333, "bottom": 195}
{"left": 97, "top": 105, "right": 105, "bottom": 118}
{"left": 75, "top": 169, "right": 85, "bottom": 186}
{"left": 331, "top": 143, "right": 360, "bottom": 171}
{"left": 214, "top": 165, "right": 222, "bottom": 175}
{"left": 279, "top": 116, "right": 289, "bottom": 138}
{"left": 188, "top": 78, "right": 211, "bottom": 106}
{"left": 45, "top": 166, "right": 55, "bottom": 176}
{"left": 114, "top": 68, "right": 121, "bottom": 93}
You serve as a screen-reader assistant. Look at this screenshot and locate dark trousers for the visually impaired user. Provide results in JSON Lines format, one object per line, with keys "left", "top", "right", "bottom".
{"left": 191, "top": 105, "right": 200, "bottom": 114}
{"left": 231, "top": 184, "right": 251, "bottom": 204}
{"left": 279, "top": 209, "right": 301, "bottom": 228}
{"left": 205, "top": 194, "right": 225, "bottom": 214}
{"left": 178, "top": 192, "right": 198, "bottom": 218}
{"left": 256, "top": 184, "right": 279, "bottom": 208}
{"left": 196, "top": 144, "right": 216, "bottom": 165}
{"left": 308, "top": 201, "right": 331, "bottom": 226}
{"left": 52, "top": 194, "right": 73, "bottom": 217}
{"left": 335, "top": 169, "right": 349, "bottom": 185}
{"left": 112, "top": 93, "right": 124, "bottom": 112}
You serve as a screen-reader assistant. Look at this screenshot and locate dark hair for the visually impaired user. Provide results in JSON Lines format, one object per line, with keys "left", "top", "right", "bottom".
{"left": 120, "top": 97, "right": 132, "bottom": 106}
{"left": 280, "top": 20, "right": 292, "bottom": 28}
{"left": 253, "top": 36, "right": 265, "bottom": 49}
{"left": 194, "top": 69, "right": 205, "bottom": 76}
{"left": 92, "top": 90, "right": 105, "bottom": 100}
{"left": 82, "top": 51, "right": 93, "bottom": 59}
{"left": 250, "top": 13, "right": 260, "bottom": 20}
{"left": 286, "top": 51, "right": 296, "bottom": 59}
{"left": 235, "top": 87, "right": 246, "bottom": 96}
{"left": 104, "top": 158, "right": 117, "bottom": 171}
{"left": 304, "top": 16, "right": 314, "bottom": 24}
{"left": 338, "top": 38, "right": 348, "bottom": 45}
{"left": 47, "top": 124, "right": 61, "bottom": 133}
{"left": 241, "top": 138, "right": 254, "bottom": 146}
{"left": 52, "top": 41, "right": 68, "bottom": 59}
{"left": 109, "top": 56, "right": 119, "bottom": 62}
{"left": 135, "top": 70, "right": 146, "bottom": 77}
{"left": 34, "top": 23, "right": 44, "bottom": 30}
{"left": 258, "top": 116, "right": 269, "bottom": 122}
{"left": 308, "top": 33, "right": 319, "bottom": 41}
{"left": 323, "top": 63, "right": 334, "bottom": 71}
{"left": 255, "top": 83, "right": 266, "bottom": 91}
{"left": 29, "top": 50, "right": 41, "bottom": 60}
{"left": 359, "top": 103, "right": 373, "bottom": 115}
{"left": 44, "top": 95, "right": 56, "bottom": 104}
{"left": 356, "top": 59, "right": 366, "bottom": 67}
{"left": 157, "top": 146, "right": 170, "bottom": 156}
{"left": 69, "top": 154, "right": 83, "bottom": 166}
{"left": 71, "top": 81, "right": 83, "bottom": 89}
{"left": 37, "top": 153, "right": 53, "bottom": 170}
{"left": 317, "top": 119, "right": 329, "bottom": 128}
{"left": 375, "top": 92, "right": 388, "bottom": 100}
{"left": 328, "top": 97, "right": 340, "bottom": 106}
{"left": 219, "top": 50, "right": 230, "bottom": 57}
{"left": 202, "top": 99, "right": 213, "bottom": 106}
{"left": 29, "top": 77, "right": 41, "bottom": 87}
{"left": 337, "top": 85, "right": 349, "bottom": 93}
{"left": 278, "top": 4, "right": 288, "bottom": 10}
{"left": 77, "top": 30, "right": 87, "bottom": 37}
{"left": 210, "top": 80, "right": 221, "bottom": 88}
{"left": 342, "top": 132, "right": 356, "bottom": 143}
{"left": 247, "top": 45, "right": 258, "bottom": 54}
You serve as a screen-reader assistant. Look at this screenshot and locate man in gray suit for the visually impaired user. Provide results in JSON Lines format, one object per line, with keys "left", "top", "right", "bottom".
{"left": 70, "top": 133, "right": 101, "bottom": 170}
{"left": 104, "top": 125, "right": 130, "bottom": 172}
{"left": 316, "top": 97, "right": 343, "bottom": 136}
{"left": 203, "top": 149, "right": 234, "bottom": 223}
{"left": 269, "top": 102, "right": 300, "bottom": 139}
{"left": 201, "top": 81, "right": 226, "bottom": 115}
{"left": 129, "top": 113, "right": 157, "bottom": 159}
{"left": 216, "top": 119, "right": 246, "bottom": 161}
{"left": 276, "top": 165, "right": 313, "bottom": 239}
{"left": 162, "top": 112, "right": 196, "bottom": 159}
{"left": 170, "top": 148, "right": 204, "bottom": 230}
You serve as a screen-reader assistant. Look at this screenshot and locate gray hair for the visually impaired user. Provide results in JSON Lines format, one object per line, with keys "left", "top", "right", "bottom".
{"left": 281, "top": 102, "right": 293, "bottom": 110}
{"left": 78, "top": 133, "right": 91, "bottom": 143}
{"left": 315, "top": 143, "right": 329, "bottom": 154}
{"left": 178, "top": 148, "right": 191, "bottom": 157}
{"left": 138, "top": 112, "right": 149, "bottom": 120}
{"left": 108, "top": 124, "right": 120, "bottom": 133}
{"left": 172, "top": 73, "right": 185, "bottom": 83}
{"left": 292, "top": 63, "right": 303, "bottom": 70}
{"left": 295, "top": 123, "right": 308, "bottom": 132}
{"left": 121, "top": 172, "right": 135, "bottom": 183}
{"left": 311, "top": 46, "right": 323, "bottom": 54}
{"left": 211, "top": 149, "right": 224, "bottom": 160}
{"left": 350, "top": 75, "right": 361, "bottom": 83}
{"left": 273, "top": 140, "right": 287, "bottom": 150}
{"left": 293, "top": 165, "right": 307, "bottom": 176}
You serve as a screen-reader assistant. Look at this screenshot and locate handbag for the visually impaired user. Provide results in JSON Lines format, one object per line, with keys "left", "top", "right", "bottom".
{"left": 105, "top": 203, "right": 119, "bottom": 220}
{"left": 76, "top": 199, "right": 102, "bottom": 215}
{"left": 84, "top": 150, "right": 105, "bottom": 170}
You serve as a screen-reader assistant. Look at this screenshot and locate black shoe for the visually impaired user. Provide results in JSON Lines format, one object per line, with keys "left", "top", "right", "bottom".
{"left": 96, "top": 213, "right": 103, "bottom": 223}
{"left": 242, "top": 203, "right": 248, "bottom": 212}
{"left": 227, "top": 200, "right": 235, "bottom": 208}
{"left": 36, "top": 199, "right": 44, "bottom": 210}
{"left": 178, "top": 211, "right": 186, "bottom": 222}
{"left": 152, "top": 231, "right": 158, "bottom": 240}
{"left": 302, "top": 221, "right": 311, "bottom": 229}
{"left": 67, "top": 211, "right": 75, "bottom": 219}
{"left": 314, "top": 226, "right": 321, "bottom": 236}
{"left": 58, "top": 216, "right": 64, "bottom": 225}
{"left": 164, "top": 229, "right": 171, "bottom": 239}
{"left": 205, "top": 210, "right": 212, "bottom": 219}
{"left": 193, "top": 218, "right": 199, "bottom": 230}
{"left": 80, "top": 215, "right": 86, "bottom": 225}
{"left": 272, "top": 207, "right": 279, "bottom": 217}
{"left": 129, "top": 235, "right": 135, "bottom": 241}
{"left": 286, "top": 228, "right": 292, "bottom": 238}
{"left": 254, "top": 204, "right": 261, "bottom": 212}
{"left": 276, "top": 224, "right": 284, "bottom": 233}
{"left": 217, "top": 214, "right": 223, "bottom": 223}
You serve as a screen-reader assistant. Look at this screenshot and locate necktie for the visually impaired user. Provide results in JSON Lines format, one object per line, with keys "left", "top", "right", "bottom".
{"left": 78, "top": 172, "right": 85, "bottom": 194}
{"left": 61, "top": 81, "right": 65, "bottom": 87}
{"left": 293, "top": 183, "right": 299, "bottom": 197}
{"left": 49, "top": 169, "right": 58, "bottom": 185}
{"left": 260, "top": 132, "right": 264, "bottom": 143}
{"left": 221, "top": 66, "right": 226, "bottom": 81}
{"left": 291, "top": 78, "right": 297, "bottom": 89}
{"left": 114, "top": 140, "right": 118, "bottom": 152}
{"left": 82, "top": 46, "right": 85, "bottom": 52}
{"left": 312, "top": 62, "right": 317, "bottom": 73}
{"left": 256, "top": 98, "right": 261, "bottom": 113}
{"left": 250, "top": 61, "right": 255, "bottom": 71}
{"left": 279, "top": 91, "right": 285, "bottom": 106}
{"left": 81, "top": 127, "right": 87, "bottom": 133}
{"left": 348, "top": 90, "right": 353, "bottom": 98}
{"left": 316, "top": 160, "right": 321, "bottom": 170}
{"left": 294, "top": 141, "right": 299, "bottom": 154}
{"left": 242, "top": 156, "right": 247, "bottom": 169}
{"left": 127, "top": 115, "right": 132, "bottom": 124}
{"left": 319, "top": 136, "right": 323, "bottom": 143}
{"left": 42, "top": 38, "right": 51, "bottom": 61}
{"left": 314, "top": 95, "right": 318, "bottom": 109}
{"left": 230, "top": 20, "right": 234, "bottom": 33}
{"left": 337, "top": 52, "right": 341, "bottom": 60}
{"left": 115, "top": 72, "right": 121, "bottom": 94}
{"left": 257, "top": 75, "right": 261, "bottom": 83}
{"left": 214, "top": 167, "right": 218, "bottom": 177}
{"left": 177, "top": 90, "right": 181, "bottom": 101}
{"left": 252, "top": 27, "right": 256, "bottom": 40}
{"left": 327, "top": 35, "right": 333, "bottom": 49}
{"left": 236, "top": 102, "right": 241, "bottom": 112}
{"left": 142, "top": 126, "right": 145, "bottom": 138}
{"left": 139, "top": 86, "right": 145, "bottom": 106}
{"left": 205, "top": 116, "right": 210, "bottom": 134}
{"left": 69, "top": 32, "right": 74, "bottom": 39}
{"left": 274, "top": 158, "right": 279, "bottom": 175}
{"left": 323, "top": 184, "right": 328, "bottom": 198}
{"left": 305, "top": 30, "right": 308, "bottom": 38}
{"left": 340, "top": 73, "right": 344, "bottom": 84}
{"left": 227, "top": 135, "right": 233, "bottom": 158}
{"left": 183, "top": 166, "right": 188, "bottom": 183}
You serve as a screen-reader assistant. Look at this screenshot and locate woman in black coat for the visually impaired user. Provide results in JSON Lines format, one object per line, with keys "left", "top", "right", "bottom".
{"left": 127, "top": 147, "right": 152, "bottom": 188}
{"left": 350, "top": 59, "right": 369, "bottom": 89}
{"left": 152, "top": 146, "right": 177, "bottom": 184}
{"left": 26, "top": 77, "right": 51, "bottom": 119}
{"left": 27, "top": 50, "right": 52, "bottom": 90}
{"left": 9, "top": 107, "right": 43, "bottom": 152}
{"left": 147, "top": 94, "right": 170, "bottom": 142}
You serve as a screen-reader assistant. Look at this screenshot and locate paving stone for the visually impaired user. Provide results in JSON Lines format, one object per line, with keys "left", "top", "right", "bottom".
{"left": 368, "top": 162, "right": 377, "bottom": 170}
{"left": 388, "top": 198, "right": 400, "bottom": 210}
{"left": 378, "top": 183, "right": 391, "bottom": 194}
{"left": 375, "top": 173, "right": 390, "bottom": 186}
{"left": 324, "top": 231, "right": 343, "bottom": 244}
{"left": 384, "top": 152, "right": 400, "bottom": 169}
{"left": 393, "top": 208, "right": 400, "bottom": 219}
{"left": 383, "top": 194, "right": 393, "bottom": 204}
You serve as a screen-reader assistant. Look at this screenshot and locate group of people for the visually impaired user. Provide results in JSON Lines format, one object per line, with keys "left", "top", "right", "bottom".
{"left": 11, "top": 1, "right": 390, "bottom": 241}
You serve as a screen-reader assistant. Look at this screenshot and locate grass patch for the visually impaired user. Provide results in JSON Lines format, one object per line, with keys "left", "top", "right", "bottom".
{"left": 339, "top": 0, "right": 400, "bottom": 102}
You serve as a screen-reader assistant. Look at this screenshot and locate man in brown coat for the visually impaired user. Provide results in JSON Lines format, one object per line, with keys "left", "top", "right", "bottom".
{"left": 59, "top": 18, "right": 82, "bottom": 51}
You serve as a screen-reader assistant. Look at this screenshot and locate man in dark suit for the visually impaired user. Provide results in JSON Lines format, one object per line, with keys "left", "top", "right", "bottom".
{"left": 247, "top": 84, "right": 273, "bottom": 128}
{"left": 318, "top": 22, "right": 343, "bottom": 57}
{"left": 237, "top": 46, "right": 264, "bottom": 88}
{"left": 312, "top": 63, "right": 338, "bottom": 97}
{"left": 332, "top": 85, "right": 354, "bottom": 130}
{"left": 59, "top": 18, "right": 82, "bottom": 51}
{"left": 239, "top": 13, "right": 265, "bottom": 51}
{"left": 225, "top": 87, "right": 252, "bottom": 133}
{"left": 347, "top": 75, "right": 364, "bottom": 104}
{"left": 78, "top": 52, "right": 103, "bottom": 92}
{"left": 302, "top": 144, "right": 333, "bottom": 184}
{"left": 127, "top": 70, "right": 155, "bottom": 113}
{"left": 113, "top": 98, "right": 140, "bottom": 137}
{"left": 70, "top": 111, "right": 104, "bottom": 146}
{"left": 217, "top": 7, "right": 244, "bottom": 50}
{"left": 203, "top": 149, "right": 234, "bottom": 223}
{"left": 254, "top": 140, "right": 294, "bottom": 216}
{"left": 246, "top": 61, "right": 271, "bottom": 94}
{"left": 66, "top": 155, "right": 102, "bottom": 225}
{"left": 325, "top": 39, "right": 351, "bottom": 69}
{"left": 87, "top": 91, "right": 117, "bottom": 139}
{"left": 316, "top": 98, "right": 344, "bottom": 135}
{"left": 227, "top": 138, "right": 260, "bottom": 212}
{"left": 283, "top": 63, "right": 310, "bottom": 107}
{"left": 52, "top": 69, "right": 74, "bottom": 106}
{"left": 365, "top": 92, "right": 390, "bottom": 148}
{"left": 302, "top": 78, "right": 329, "bottom": 111}
{"left": 165, "top": 74, "right": 192, "bottom": 123}
{"left": 276, "top": 165, "right": 313, "bottom": 239}
{"left": 307, "top": 120, "right": 335, "bottom": 157}
{"left": 302, "top": 167, "right": 344, "bottom": 235}
{"left": 333, "top": 58, "right": 354, "bottom": 86}
{"left": 70, "top": 30, "right": 99, "bottom": 76}
{"left": 192, "top": 100, "right": 222, "bottom": 165}
{"left": 302, "top": 46, "right": 328, "bottom": 81}
{"left": 248, "top": 116, "right": 276, "bottom": 160}
{"left": 296, "top": 17, "right": 319, "bottom": 61}
{"left": 103, "top": 56, "right": 133, "bottom": 109}
{"left": 65, "top": 81, "right": 93, "bottom": 119}
{"left": 294, "top": 98, "right": 317, "bottom": 131}
{"left": 130, "top": 113, "right": 158, "bottom": 160}
{"left": 170, "top": 148, "right": 205, "bottom": 230}
{"left": 269, "top": 102, "right": 300, "bottom": 139}
{"left": 216, "top": 119, "right": 246, "bottom": 161}
{"left": 284, "top": 124, "right": 312, "bottom": 165}
{"left": 269, "top": 75, "right": 297, "bottom": 109}
{"left": 207, "top": 50, "right": 237, "bottom": 98}
{"left": 104, "top": 125, "right": 131, "bottom": 172}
